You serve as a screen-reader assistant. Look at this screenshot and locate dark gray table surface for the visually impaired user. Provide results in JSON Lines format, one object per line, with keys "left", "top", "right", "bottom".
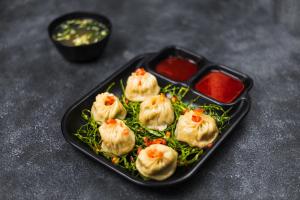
{"left": 0, "top": 0, "right": 299, "bottom": 199}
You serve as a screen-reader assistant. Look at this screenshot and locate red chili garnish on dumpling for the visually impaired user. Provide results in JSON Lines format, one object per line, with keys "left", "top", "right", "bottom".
{"left": 106, "top": 118, "right": 117, "bottom": 125}
{"left": 144, "top": 138, "right": 167, "bottom": 146}
{"left": 104, "top": 96, "right": 115, "bottom": 106}
{"left": 147, "top": 148, "right": 164, "bottom": 159}
{"left": 192, "top": 115, "right": 202, "bottom": 123}
{"left": 150, "top": 138, "right": 167, "bottom": 145}
{"left": 135, "top": 68, "right": 146, "bottom": 76}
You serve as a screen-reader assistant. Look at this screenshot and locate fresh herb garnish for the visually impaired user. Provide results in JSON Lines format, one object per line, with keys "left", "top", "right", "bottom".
{"left": 74, "top": 81, "right": 231, "bottom": 176}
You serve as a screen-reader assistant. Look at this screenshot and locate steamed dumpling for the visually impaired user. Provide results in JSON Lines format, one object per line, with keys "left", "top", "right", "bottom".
{"left": 99, "top": 119, "right": 135, "bottom": 156}
{"left": 91, "top": 92, "right": 126, "bottom": 124}
{"left": 175, "top": 109, "right": 219, "bottom": 148}
{"left": 139, "top": 94, "right": 174, "bottom": 131}
{"left": 125, "top": 68, "right": 160, "bottom": 102}
{"left": 136, "top": 144, "right": 178, "bottom": 181}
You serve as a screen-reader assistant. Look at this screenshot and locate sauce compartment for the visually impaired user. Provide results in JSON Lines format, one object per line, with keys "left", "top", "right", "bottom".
{"left": 145, "top": 46, "right": 208, "bottom": 84}
{"left": 191, "top": 65, "right": 253, "bottom": 105}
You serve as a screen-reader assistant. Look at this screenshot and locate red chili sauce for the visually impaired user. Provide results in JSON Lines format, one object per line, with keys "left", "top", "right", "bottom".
{"left": 195, "top": 71, "right": 244, "bottom": 103}
{"left": 155, "top": 57, "right": 198, "bottom": 81}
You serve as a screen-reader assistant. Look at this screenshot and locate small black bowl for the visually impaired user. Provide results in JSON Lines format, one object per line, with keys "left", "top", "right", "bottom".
{"left": 48, "top": 12, "right": 112, "bottom": 62}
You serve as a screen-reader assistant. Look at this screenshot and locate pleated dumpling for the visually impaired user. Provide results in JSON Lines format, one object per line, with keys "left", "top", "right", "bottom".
{"left": 91, "top": 92, "right": 126, "bottom": 124}
{"left": 139, "top": 94, "right": 174, "bottom": 131}
{"left": 136, "top": 144, "right": 178, "bottom": 181}
{"left": 125, "top": 68, "right": 160, "bottom": 102}
{"left": 175, "top": 109, "right": 219, "bottom": 148}
{"left": 99, "top": 119, "right": 135, "bottom": 156}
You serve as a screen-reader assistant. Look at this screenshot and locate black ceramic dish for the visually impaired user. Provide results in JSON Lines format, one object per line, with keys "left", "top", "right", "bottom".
{"left": 48, "top": 12, "right": 112, "bottom": 62}
{"left": 61, "top": 47, "right": 253, "bottom": 187}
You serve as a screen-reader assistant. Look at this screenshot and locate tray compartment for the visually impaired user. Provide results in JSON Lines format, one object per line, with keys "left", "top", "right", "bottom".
{"left": 190, "top": 64, "right": 253, "bottom": 106}
{"left": 144, "top": 46, "right": 208, "bottom": 85}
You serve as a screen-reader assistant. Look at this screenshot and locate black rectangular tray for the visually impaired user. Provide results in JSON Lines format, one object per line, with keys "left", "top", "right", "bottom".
{"left": 61, "top": 46, "right": 253, "bottom": 187}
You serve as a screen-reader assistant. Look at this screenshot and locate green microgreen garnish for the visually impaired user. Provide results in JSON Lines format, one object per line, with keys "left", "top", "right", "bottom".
{"left": 75, "top": 81, "right": 231, "bottom": 177}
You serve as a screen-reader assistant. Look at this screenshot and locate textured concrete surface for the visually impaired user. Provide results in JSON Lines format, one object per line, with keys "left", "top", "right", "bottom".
{"left": 0, "top": 0, "right": 299, "bottom": 199}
